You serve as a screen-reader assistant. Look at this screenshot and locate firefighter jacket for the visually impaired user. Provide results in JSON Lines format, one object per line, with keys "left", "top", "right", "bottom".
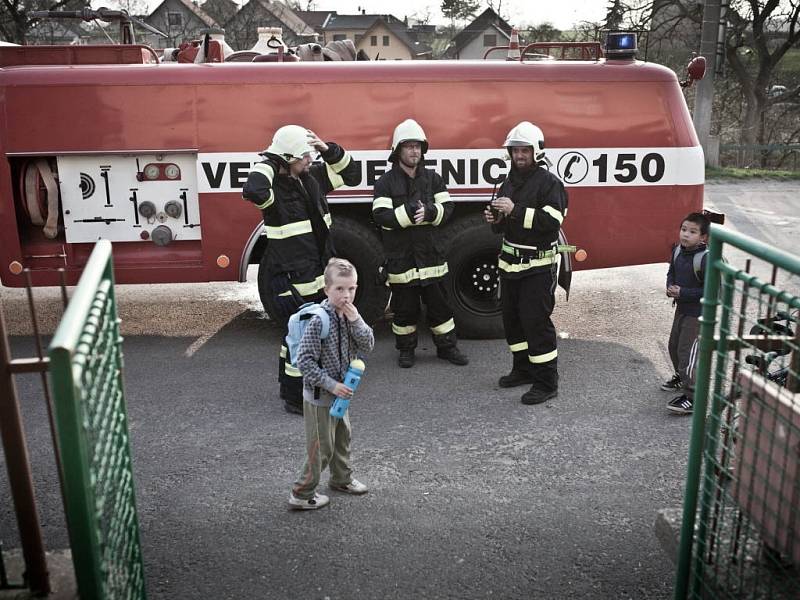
{"left": 492, "top": 165, "right": 567, "bottom": 279}
{"left": 242, "top": 143, "right": 358, "bottom": 295}
{"left": 372, "top": 165, "right": 453, "bottom": 287}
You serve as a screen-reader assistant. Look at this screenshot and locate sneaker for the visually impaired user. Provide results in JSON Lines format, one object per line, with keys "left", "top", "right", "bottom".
{"left": 436, "top": 347, "right": 469, "bottom": 366}
{"left": 288, "top": 491, "right": 330, "bottom": 510}
{"left": 329, "top": 478, "right": 369, "bottom": 495}
{"left": 398, "top": 349, "right": 415, "bottom": 368}
{"left": 667, "top": 394, "right": 693, "bottom": 415}
{"left": 520, "top": 387, "right": 557, "bottom": 405}
{"left": 498, "top": 370, "right": 534, "bottom": 388}
{"left": 660, "top": 374, "right": 683, "bottom": 391}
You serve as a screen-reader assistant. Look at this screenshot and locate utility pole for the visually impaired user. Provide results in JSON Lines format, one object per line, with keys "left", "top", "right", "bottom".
{"left": 692, "top": 0, "right": 723, "bottom": 166}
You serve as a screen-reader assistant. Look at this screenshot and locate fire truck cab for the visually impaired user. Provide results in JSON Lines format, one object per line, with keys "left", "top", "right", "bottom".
{"left": 0, "top": 34, "right": 704, "bottom": 338}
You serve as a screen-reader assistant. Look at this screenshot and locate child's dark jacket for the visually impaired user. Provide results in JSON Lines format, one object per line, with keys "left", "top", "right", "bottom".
{"left": 666, "top": 243, "right": 707, "bottom": 317}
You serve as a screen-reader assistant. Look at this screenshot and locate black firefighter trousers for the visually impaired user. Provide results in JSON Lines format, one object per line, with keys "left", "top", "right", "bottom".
{"left": 391, "top": 282, "right": 458, "bottom": 350}
{"left": 501, "top": 269, "right": 559, "bottom": 393}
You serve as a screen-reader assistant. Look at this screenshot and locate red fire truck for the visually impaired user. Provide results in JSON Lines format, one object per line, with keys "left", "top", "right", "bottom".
{"left": 0, "top": 32, "right": 705, "bottom": 338}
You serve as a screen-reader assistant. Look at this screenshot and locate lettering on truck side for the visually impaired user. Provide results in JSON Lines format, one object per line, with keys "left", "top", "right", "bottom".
{"left": 196, "top": 147, "right": 705, "bottom": 196}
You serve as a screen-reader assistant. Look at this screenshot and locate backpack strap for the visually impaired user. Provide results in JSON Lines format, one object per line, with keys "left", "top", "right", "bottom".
{"left": 693, "top": 249, "right": 708, "bottom": 284}
{"left": 311, "top": 306, "right": 330, "bottom": 340}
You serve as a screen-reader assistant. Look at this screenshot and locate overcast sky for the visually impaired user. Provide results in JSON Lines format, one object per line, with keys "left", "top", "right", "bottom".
{"left": 301, "top": 1, "right": 606, "bottom": 29}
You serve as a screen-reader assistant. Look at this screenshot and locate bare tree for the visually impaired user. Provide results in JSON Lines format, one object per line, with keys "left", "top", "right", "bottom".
{"left": 614, "top": 1, "right": 800, "bottom": 166}
{"left": 0, "top": 0, "right": 82, "bottom": 44}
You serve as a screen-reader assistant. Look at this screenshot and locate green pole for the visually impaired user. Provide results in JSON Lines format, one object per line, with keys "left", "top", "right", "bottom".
{"left": 673, "top": 226, "right": 724, "bottom": 599}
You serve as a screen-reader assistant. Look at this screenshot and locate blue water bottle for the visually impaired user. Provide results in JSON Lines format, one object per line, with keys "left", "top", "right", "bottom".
{"left": 330, "top": 359, "right": 365, "bottom": 418}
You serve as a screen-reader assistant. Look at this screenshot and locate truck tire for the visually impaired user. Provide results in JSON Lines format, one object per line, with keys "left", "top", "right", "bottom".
{"left": 444, "top": 214, "right": 504, "bottom": 339}
{"left": 330, "top": 216, "right": 389, "bottom": 326}
{"left": 256, "top": 218, "right": 389, "bottom": 326}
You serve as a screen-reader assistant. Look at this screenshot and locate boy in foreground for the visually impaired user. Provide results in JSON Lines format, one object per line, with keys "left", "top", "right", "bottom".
{"left": 289, "top": 258, "right": 375, "bottom": 510}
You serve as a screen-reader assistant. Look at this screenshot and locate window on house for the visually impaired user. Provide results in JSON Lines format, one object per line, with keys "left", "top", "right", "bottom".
{"left": 370, "top": 35, "right": 377, "bottom": 46}
{"left": 167, "top": 12, "right": 182, "bottom": 27}
{"left": 484, "top": 34, "right": 497, "bottom": 47}
{"left": 355, "top": 34, "right": 363, "bottom": 44}
{"left": 333, "top": 34, "right": 346, "bottom": 41}
{"left": 382, "top": 35, "right": 389, "bottom": 46}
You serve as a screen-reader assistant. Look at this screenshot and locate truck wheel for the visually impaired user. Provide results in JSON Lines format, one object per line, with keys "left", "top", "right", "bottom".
{"left": 444, "top": 214, "right": 504, "bottom": 339}
{"left": 330, "top": 216, "right": 389, "bottom": 326}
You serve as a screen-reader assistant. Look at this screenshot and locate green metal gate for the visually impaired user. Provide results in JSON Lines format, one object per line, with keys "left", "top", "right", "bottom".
{"left": 48, "top": 240, "right": 146, "bottom": 600}
{"left": 674, "top": 226, "right": 799, "bottom": 599}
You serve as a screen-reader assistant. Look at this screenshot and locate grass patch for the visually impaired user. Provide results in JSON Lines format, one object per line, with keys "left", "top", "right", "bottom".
{"left": 706, "top": 166, "right": 800, "bottom": 180}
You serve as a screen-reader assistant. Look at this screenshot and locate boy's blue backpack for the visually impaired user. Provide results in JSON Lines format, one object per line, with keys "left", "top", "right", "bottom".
{"left": 285, "top": 302, "right": 330, "bottom": 367}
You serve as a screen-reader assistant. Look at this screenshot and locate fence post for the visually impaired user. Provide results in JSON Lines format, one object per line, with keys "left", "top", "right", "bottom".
{"left": 673, "top": 225, "right": 724, "bottom": 599}
{"left": 0, "top": 302, "right": 50, "bottom": 594}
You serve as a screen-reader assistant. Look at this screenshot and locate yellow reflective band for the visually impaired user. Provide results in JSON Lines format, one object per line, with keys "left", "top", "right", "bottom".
{"left": 433, "top": 191, "right": 452, "bottom": 204}
{"left": 278, "top": 290, "right": 293, "bottom": 297}
{"left": 528, "top": 349, "right": 557, "bottom": 364}
{"left": 373, "top": 197, "right": 394, "bottom": 211}
{"left": 280, "top": 345, "right": 288, "bottom": 358}
{"left": 323, "top": 213, "right": 332, "bottom": 227}
{"left": 326, "top": 163, "right": 344, "bottom": 189}
{"left": 430, "top": 318, "right": 455, "bottom": 335}
{"left": 542, "top": 205, "right": 564, "bottom": 224}
{"left": 523, "top": 208, "right": 536, "bottom": 229}
{"left": 329, "top": 151, "right": 352, "bottom": 173}
{"left": 265, "top": 220, "right": 313, "bottom": 239}
{"left": 252, "top": 162, "right": 275, "bottom": 184}
{"left": 255, "top": 190, "right": 274, "bottom": 210}
{"left": 395, "top": 204, "right": 413, "bottom": 228}
{"left": 292, "top": 274, "right": 325, "bottom": 297}
{"left": 498, "top": 257, "right": 556, "bottom": 273}
{"left": 388, "top": 263, "right": 449, "bottom": 284}
{"left": 285, "top": 363, "right": 302, "bottom": 377}
{"left": 392, "top": 323, "right": 417, "bottom": 335}
{"left": 509, "top": 341, "right": 528, "bottom": 353}
{"left": 432, "top": 203, "right": 444, "bottom": 226}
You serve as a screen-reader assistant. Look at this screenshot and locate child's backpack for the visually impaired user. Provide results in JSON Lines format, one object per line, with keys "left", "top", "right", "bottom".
{"left": 285, "top": 303, "right": 330, "bottom": 367}
{"left": 672, "top": 245, "right": 708, "bottom": 284}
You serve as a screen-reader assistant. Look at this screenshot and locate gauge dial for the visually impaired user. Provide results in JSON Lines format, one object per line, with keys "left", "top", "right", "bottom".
{"left": 164, "top": 164, "right": 180, "bottom": 180}
{"left": 144, "top": 164, "right": 160, "bottom": 180}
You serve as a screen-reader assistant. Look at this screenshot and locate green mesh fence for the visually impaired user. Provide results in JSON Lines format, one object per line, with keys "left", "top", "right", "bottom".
{"left": 674, "top": 226, "right": 800, "bottom": 599}
{"left": 48, "top": 240, "right": 146, "bottom": 600}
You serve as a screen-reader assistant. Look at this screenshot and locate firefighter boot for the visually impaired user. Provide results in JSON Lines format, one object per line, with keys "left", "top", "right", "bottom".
{"left": 398, "top": 349, "right": 415, "bottom": 368}
{"left": 434, "top": 332, "right": 469, "bottom": 366}
{"left": 498, "top": 352, "right": 535, "bottom": 388}
{"left": 520, "top": 361, "right": 558, "bottom": 405}
{"left": 396, "top": 331, "right": 417, "bottom": 368}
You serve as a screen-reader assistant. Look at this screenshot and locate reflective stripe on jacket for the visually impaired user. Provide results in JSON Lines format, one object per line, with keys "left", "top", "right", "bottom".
{"left": 492, "top": 166, "right": 567, "bottom": 279}
{"left": 372, "top": 165, "right": 453, "bottom": 286}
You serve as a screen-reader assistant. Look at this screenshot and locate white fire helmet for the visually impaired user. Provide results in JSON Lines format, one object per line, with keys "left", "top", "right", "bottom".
{"left": 264, "top": 125, "right": 315, "bottom": 163}
{"left": 389, "top": 119, "right": 429, "bottom": 162}
{"left": 503, "top": 121, "right": 546, "bottom": 162}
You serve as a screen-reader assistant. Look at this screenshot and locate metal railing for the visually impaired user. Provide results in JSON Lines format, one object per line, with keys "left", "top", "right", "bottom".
{"left": 48, "top": 240, "right": 147, "bottom": 600}
{"left": 675, "top": 225, "right": 800, "bottom": 598}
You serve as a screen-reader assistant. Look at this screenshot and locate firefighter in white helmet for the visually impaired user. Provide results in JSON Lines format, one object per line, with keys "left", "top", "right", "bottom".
{"left": 243, "top": 125, "right": 359, "bottom": 414}
{"left": 484, "top": 121, "right": 568, "bottom": 405}
{"left": 372, "top": 119, "right": 468, "bottom": 368}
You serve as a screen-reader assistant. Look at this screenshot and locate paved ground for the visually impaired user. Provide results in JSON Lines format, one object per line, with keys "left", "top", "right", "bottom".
{"left": 1, "top": 180, "right": 798, "bottom": 599}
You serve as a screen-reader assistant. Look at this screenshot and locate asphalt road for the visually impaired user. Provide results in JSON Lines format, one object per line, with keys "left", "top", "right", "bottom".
{"left": 1, "top": 180, "right": 798, "bottom": 599}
